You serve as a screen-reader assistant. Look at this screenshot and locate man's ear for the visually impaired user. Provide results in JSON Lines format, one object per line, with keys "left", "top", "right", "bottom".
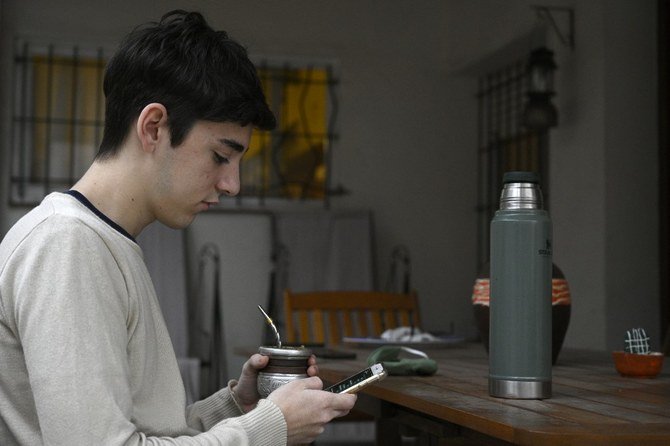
{"left": 136, "top": 103, "right": 169, "bottom": 152}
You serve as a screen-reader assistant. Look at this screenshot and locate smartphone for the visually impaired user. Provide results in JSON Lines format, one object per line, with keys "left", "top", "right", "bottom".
{"left": 324, "top": 363, "right": 388, "bottom": 394}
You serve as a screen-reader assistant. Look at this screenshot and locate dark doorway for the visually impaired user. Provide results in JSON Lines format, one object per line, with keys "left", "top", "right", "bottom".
{"left": 660, "top": 0, "right": 670, "bottom": 355}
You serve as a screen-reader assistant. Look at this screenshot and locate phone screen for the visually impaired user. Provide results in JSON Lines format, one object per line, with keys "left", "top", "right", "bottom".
{"left": 324, "top": 364, "right": 386, "bottom": 393}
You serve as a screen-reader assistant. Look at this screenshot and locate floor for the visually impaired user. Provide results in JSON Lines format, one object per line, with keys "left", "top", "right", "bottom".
{"left": 314, "top": 422, "right": 495, "bottom": 445}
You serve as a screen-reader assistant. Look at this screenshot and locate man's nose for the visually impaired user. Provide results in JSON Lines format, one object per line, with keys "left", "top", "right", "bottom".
{"left": 216, "top": 167, "right": 240, "bottom": 197}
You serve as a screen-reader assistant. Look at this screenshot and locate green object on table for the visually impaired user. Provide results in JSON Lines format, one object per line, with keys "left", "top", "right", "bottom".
{"left": 367, "top": 346, "right": 438, "bottom": 376}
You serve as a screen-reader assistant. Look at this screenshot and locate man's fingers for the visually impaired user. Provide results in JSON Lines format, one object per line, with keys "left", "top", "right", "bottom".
{"left": 332, "top": 393, "right": 357, "bottom": 410}
{"left": 243, "top": 353, "right": 269, "bottom": 374}
{"left": 251, "top": 353, "right": 269, "bottom": 368}
{"left": 299, "top": 376, "right": 324, "bottom": 390}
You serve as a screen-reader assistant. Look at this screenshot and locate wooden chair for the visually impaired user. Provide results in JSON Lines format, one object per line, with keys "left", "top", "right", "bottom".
{"left": 283, "top": 289, "right": 421, "bottom": 346}
{"left": 283, "top": 289, "right": 422, "bottom": 430}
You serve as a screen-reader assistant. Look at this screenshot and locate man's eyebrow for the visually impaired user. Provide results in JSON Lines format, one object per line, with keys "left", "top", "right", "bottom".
{"left": 221, "top": 138, "right": 245, "bottom": 153}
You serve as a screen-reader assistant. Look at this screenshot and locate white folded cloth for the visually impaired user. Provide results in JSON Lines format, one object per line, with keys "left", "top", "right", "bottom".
{"left": 380, "top": 326, "right": 438, "bottom": 343}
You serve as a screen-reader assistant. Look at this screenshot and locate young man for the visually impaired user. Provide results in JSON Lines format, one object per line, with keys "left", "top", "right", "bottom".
{"left": 0, "top": 10, "right": 356, "bottom": 445}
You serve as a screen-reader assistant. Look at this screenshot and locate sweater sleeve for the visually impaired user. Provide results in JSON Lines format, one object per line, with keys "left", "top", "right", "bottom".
{"left": 140, "top": 399, "right": 287, "bottom": 446}
{"left": 186, "top": 380, "right": 244, "bottom": 430}
{"left": 13, "top": 218, "right": 138, "bottom": 443}
{"left": 6, "top": 215, "right": 287, "bottom": 446}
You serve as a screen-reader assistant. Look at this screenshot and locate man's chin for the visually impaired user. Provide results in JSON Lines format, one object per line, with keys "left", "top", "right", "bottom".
{"left": 159, "top": 215, "right": 196, "bottom": 230}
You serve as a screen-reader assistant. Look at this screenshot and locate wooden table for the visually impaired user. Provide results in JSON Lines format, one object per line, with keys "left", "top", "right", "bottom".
{"left": 316, "top": 343, "right": 670, "bottom": 446}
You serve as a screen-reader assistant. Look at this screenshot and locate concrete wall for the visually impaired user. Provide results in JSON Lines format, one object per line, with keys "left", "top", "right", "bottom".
{"left": 0, "top": 0, "right": 661, "bottom": 352}
{"left": 602, "top": 0, "right": 659, "bottom": 349}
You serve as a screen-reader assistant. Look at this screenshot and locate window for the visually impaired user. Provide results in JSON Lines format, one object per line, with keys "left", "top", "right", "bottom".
{"left": 476, "top": 58, "right": 550, "bottom": 272}
{"left": 10, "top": 41, "right": 109, "bottom": 206}
{"left": 9, "top": 40, "right": 340, "bottom": 208}
{"left": 243, "top": 60, "right": 339, "bottom": 205}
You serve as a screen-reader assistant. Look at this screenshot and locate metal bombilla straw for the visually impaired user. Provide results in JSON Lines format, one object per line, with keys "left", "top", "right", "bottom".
{"left": 257, "top": 305, "right": 282, "bottom": 348}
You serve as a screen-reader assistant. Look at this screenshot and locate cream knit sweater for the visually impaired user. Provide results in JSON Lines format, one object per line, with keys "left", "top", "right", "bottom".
{"left": 0, "top": 193, "right": 287, "bottom": 445}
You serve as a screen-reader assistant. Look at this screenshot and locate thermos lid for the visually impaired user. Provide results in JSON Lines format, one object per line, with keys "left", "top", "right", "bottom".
{"left": 500, "top": 171, "right": 543, "bottom": 210}
{"left": 503, "top": 171, "right": 540, "bottom": 184}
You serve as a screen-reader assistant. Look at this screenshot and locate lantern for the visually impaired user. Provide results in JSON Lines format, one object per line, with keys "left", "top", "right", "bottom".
{"left": 522, "top": 47, "right": 558, "bottom": 130}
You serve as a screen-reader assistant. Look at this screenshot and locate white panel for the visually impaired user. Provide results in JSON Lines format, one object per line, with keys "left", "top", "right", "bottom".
{"left": 185, "top": 212, "right": 274, "bottom": 393}
{"left": 137, "top": 222, "right": 189, "bottom": 358}
{"left": 276, "top": 211, "right": 374, "bottom": 293}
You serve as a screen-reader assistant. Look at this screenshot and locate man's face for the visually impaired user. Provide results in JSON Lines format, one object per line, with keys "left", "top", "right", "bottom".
{"left": 152, "top": 120, "right": 252, "bottom": 229}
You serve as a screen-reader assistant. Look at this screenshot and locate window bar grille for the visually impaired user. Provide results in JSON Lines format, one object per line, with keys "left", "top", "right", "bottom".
{"left": 11, "top": 46, "right": 338, "bottom": 207}
{"left": 15, "top": 42, "right": 30, "bottom": 200}
{"left": 476, "top": 58, "right": 547, "bottom": 272}
{"left": 43, "top": 44, "right": 55, "bottom": 198}
{"left": 11, "top": 42, "right": 109, "bottom": 206}
{"left": 278, "top": 63, "right": 291, "bottom": 198}
{"left": 506, "top": 65, "right": 513, "bottom": 154}
{"left": 325, "top": 64, "right": 338, "bottom": 209}
{"left": 68, "top": 46, "right": 79, "bottom": 187}
{"left": 495, "top": 69, "right": 504, "bottom": 193}
{"left": 94, "top": 47, "right": 105, "bottom": 163}
{"left": 218, "top": 59, "right": 340, "bottom": 206}
{"left": 298, "top": 65, "right": 314, "bottom": 200}
{"left": 514, "top": 61, "right": 525, "bottom": 161}
{"left": 255, "top": 60, "right": 269, "bottom": 206}
{"left": 476, "top": 76, "right": 484, "bottom": 272}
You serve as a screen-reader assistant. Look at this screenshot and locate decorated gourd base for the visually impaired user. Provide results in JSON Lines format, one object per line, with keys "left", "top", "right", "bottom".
{"left": 472, "top": 263, "right": 571, "bottom": 365}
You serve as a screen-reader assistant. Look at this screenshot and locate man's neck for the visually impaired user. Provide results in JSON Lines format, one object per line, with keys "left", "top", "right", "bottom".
{"left": 72, "top": 157, "right": 155, "bottom": 238}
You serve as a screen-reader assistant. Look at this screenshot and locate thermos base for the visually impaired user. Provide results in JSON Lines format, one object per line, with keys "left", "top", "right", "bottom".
{"left": 489, "top": 378, "right": 551, "bottom": 399}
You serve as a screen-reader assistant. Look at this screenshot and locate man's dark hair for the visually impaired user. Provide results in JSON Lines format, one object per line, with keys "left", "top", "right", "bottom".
{"left": 96, "top": 10, "right": 276, "bottom": 159}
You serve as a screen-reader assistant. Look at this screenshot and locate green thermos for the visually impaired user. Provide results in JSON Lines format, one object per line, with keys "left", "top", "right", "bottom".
{"left": 489, "top": 171, "right": 552, "bottom": 399}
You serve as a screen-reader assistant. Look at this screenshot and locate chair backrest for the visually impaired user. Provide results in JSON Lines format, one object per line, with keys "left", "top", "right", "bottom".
{"left": 283, "top": 289, "right": 421, "bottom": 345}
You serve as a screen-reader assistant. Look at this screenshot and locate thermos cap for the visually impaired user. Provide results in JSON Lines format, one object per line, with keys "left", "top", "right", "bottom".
{"left": 503, "top": 171, "right": 540, "bottom": 184}
{"left": 500, "top": 171, "right": 543, "bottom": 210}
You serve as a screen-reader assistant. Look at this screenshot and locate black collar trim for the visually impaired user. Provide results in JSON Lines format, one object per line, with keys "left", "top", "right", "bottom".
{"left": 63, "top": 190, "right": 137, "bottom": 243}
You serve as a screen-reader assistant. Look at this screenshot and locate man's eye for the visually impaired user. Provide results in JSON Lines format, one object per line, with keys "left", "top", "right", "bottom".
{"left": 213, "top": 152, "right": 229, "bottom": 165}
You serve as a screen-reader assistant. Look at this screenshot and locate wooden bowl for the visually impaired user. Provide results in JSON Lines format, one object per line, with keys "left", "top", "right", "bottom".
{"left": 612, "top": 351, "right": 664, "bottom": 378}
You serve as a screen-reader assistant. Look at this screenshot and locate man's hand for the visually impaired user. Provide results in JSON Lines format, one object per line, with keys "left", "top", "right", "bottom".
{"left": 267, "top": 376, "right": 357, "bottom": 445}
{"left": 233, "top": 353, "right": 320, "bottom": 412}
